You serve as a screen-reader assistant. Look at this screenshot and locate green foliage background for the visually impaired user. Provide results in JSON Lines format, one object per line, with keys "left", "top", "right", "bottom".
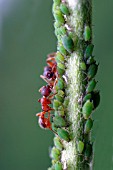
{"left": 0, "top": 0, "right": 113, "bottom": 169}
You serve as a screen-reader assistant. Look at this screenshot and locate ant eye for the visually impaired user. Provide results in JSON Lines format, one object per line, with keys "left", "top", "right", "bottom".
{"left": 41, "top": 85, "right": 51, "bottom": 97}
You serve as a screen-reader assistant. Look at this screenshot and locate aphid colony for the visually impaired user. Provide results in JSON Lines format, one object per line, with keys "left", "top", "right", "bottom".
{"left": 37, "top": 0, "right": 100, "bottom": 169}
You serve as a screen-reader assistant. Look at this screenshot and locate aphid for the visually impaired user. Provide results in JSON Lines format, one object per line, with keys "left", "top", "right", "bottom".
{"left": 88, "top": 63, "right": 98, "bottom": 79}
{"left": 56, "top": 52, "right": 65, "bottom": 63}
{"left": 53, "top": 10, "right": 65, "bottom": 24}
{"left": 53, "top": 115, "right": 66, "bottom": 127}
{"left": 60, "top": 4, "right": 70, "bottom": 16}
{"left": 51, "top": 147, "right": 61, "bottom": 161}
{"left": 57, "top": 63, "right": 65, "bottom": 70}
{"left": 56, "top": 78, "right": 65, "bottom": 90}
{"left": 54, "top": 137, "right": 63, "bottom": 151}
{"left": 83, "top": 93, "right": 92, "bottom": 103}
{"left": 55, "top": 161, "right": 63, "bottom": 170}
{"left": 53, "top": 99, "right": 62, "bottom": 110}
{"left": 62, "top": 35, "right": 74, "bottom": 53}
{"left": 58, "top": 45, "right": 67, "bottom": 56}
{"left": 92, "top": 90, "right": 100, "bottom": 109}
{"left": 57, "top": 66, "right": 65, "bottom": 76}
{"left": 84, "top": 25, "right": 91, "bottom": 41}
{"left": 55, "top": 94, "right": 64, "bottom": 103}
{"left": 86, "top": 79, "right": 97, "bottom": 93}
{"left": 82, "top": 100, "right": 93, "bottom": 119}
{"left": 77, "top": 141, "right": 84, "bottom": 154}
{"left": 80, "top": 62, "right": 86, "bottom": 71}
{"left": 84, "top": 118, "right": 93, "bottom": 134}
{"left": 84, "top": 144, "right": 92, "bottom": 160}
{"left": 57, "top": 128, "right": 70, "bottom": 142}
{"left": 85, "top": 44, "right": 94, "bottom": 58}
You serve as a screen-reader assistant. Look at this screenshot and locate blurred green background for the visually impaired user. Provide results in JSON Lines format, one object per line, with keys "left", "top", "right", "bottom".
{"left": 0, "top": 0, "right": 113, "bottom": 170}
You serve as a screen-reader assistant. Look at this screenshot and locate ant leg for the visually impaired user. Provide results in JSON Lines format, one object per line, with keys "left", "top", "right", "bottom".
{"left": 40, "top": 75, "right": 54, "bottom": 86}
{"left": 36, "top": 111, "right": 46, "bottom": 117}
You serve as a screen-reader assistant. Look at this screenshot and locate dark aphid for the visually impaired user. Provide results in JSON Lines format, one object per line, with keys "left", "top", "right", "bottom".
{"left": 53, "top": 115, "right": 66, "bottom": 127}
{"left": 92, "top": 90, "right": 100, "bottom": 109}
{"left": 40, "top": 85, "right": 51, "bottom": 97}
{"left": 55, "top": 161, "right": 63, "bottom": 170}
{"left": 84, "top": 25, "right": 91, "bottom": 41}
{"left": 85, "top": 44, "right": 94, "bottom": 58}
{"left": 60, "top": 4, "right": 70, "bottom": 16}
{"left": 54, "top": 10, "right": 65, "bottom": 25}
{"left": 82, "top": 100, "right": 93, "bottom": 119}
{"left": 84, "top": 144, "right": 92, "bottom": 160}
{"left": 83, "top": 93, "right": 92, "bottom": 103}
{"left": 86, "top": 79, "right": 97, "bottom": 93}
{"left": 87, "top": 56, "right": 96, "bottom": 65}
{"left": 77, "top": 141, "right": 84, "bottom": 154}
{"left": 51, "top": 147, "right": 61, "bottom": 161}
{"left": 88, "top": 63, "right": 98, "bottom": 79}
{"left": 84, "top": 118, "right": 93, "bottom": 134}
{"left": 57, "top": 128, "right": 70, "bottom": 142}
{"left": 54, "top": 137, "right": 63, "bottom": 151}
{"left": 62, "top": 35, "right": 74, "bottom": 53}
{"left": 80, "top": 62, "right": 86, "bottom": 71}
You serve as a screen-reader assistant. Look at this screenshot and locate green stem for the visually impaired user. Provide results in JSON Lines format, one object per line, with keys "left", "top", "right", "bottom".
{"left": 48, "top": 0, "right": 99, "bottom": 169}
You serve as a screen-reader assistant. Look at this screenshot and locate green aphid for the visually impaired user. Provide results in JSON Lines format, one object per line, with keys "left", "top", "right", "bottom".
{"left": 62, "top": 35, "right": 74, "bottom": 53}
{"left": 92, "top": 90, "right": 100, "bottom": 109}
{"left": 59, "top": 26, "right": 66, "bottom": 35}
{"left": 60, "top": 4, "right": 70, "bottom": 16}
{"left": 84, "top": 144, "right": 92, "bottom": 160}
{"left": 83, "top": 93, "right": 92, "bottom": 103}
{"left": 57, "top": 63, "right": 65, "bottom": 70}
{"left": 87, "top": 56, "right": 96, "bottom": 65}
{"left": 54, "top": 137, "right": 63, "bottom": 151}
{"left": 57, "top": 128, "right": 70, "bottom": 142}
{"left": 52, "top": 123, "right": 58, "bottom": 132}
{"left": 58, "top": 90, "right": 65, "bottom": 97}
{"left": 86, "top": 79, "right": 97, "bottom": 93}
{"left": 57, "top": 78, "right": 65, "bottom": 90}
{"left": 63, "top": 98, "right": 69, "bottom": 107}
{"left": 54, "top": 21, "right": 62, "bottom": 28}
{"left": 82, "top": 100, "right": 93, "bottom": 119}
{"left": 48, "top": 166, "right": 55, "bottom": 170}
{"left": 52, "top": 159, "right": 57, "bottom": 165}
{"left": 55, "top": 161, "right": 63, "bottom": 170}
{"left": 53, "top": 100, "right": 62, "bottom": 110}
{"left": 54, "top": 10, "right": 65, "bottom": 24}
{"left": 85, "top": 44, "right": 94, "bottom": 58}
{"left": 51, "top": 147, "right": 61, "bottom": 161}
{"left": 53, "top": 0, "right": 61, "bottom": 5}
{"left": 80, "top": 62, "right": 86, "bottom": 71}
{"left": 55, "top": 94, "right": 64, "bottom": 103}
{"left": 58, "top": 45, "right": 67, "bottom": 56}
{"left": 84, "top": 119, "right": 93, "bottom": 134}
{"left": 88, "top": 63, "right": 98, "bottom": 79}
{"left": 77, "top": 141, "right": 84, "bottom": 154}
{"left": 56, "top": 52, "right": 65, "bottom": 63}
{"left": 57, "top": 66, "right": 65, "bottom": 76}
{"left": 58, "top": 106, "right": 65, "bottom": 116}
{"left": 53, "top": 115, "right": 66, "bottom": 127}
{"left": 84, "top": 25, "right": 91, "bottom": 41}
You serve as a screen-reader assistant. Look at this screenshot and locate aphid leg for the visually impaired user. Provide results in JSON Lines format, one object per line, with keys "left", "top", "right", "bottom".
{"left": 40, "top": 75, "right": 54, "bottom": 86}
